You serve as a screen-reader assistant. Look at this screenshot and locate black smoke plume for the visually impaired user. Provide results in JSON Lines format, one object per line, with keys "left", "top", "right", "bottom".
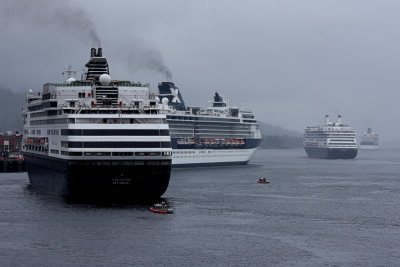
{"left": 0, "top": 0, "right": 173, "bottom": 80}
{"left": 0, "top": 0, "right": 101, "bottom": 47}
{"left": 122, "top": 41, "right": 173, "bottom": 81}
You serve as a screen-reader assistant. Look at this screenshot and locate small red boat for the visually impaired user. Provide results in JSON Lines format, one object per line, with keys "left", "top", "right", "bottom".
{"left": 150, "top": 203, "right": 174, "bottom": 214}
{"left": 150, "top": 207, "right": 168, "bottom": 214}
{"left": 257, "top": 178, "right": 270, "bottom": 184}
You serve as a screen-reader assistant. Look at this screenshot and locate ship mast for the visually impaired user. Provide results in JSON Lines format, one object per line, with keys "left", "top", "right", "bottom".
{"left": 62, "top": 65, "right": 77, "bottom": 79}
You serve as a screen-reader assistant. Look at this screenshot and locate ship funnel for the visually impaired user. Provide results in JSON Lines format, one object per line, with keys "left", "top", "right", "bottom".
{"left": 90, "top": 48, "right": 103, "bottom": 58}
{"left": 85, "top": 48, "right": 109, "bottom": 80}
{"left": 337, "top": 114, "right": 342, "bottom": 125}
{"left": 90, "top": 48, "right": 96, "bottom": 58}
{"left": 325, "top": 115, "right": 329, "bottom": 125}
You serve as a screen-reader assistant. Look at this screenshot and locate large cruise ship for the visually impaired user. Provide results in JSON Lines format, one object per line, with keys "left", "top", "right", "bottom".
{"left": 360, "top": 128, "right": 379, "bottom": 149}
{"left": 22, "top": 48, "right": 172, "bottom": 199}
{"left": 155, "top": 82, "right": 262, "bottom": 167}
{"left": 304, "top": 115, "right": 357, "bottom": 159}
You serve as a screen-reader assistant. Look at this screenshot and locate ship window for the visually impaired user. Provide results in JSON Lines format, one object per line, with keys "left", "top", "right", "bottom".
{"left": 67, "top": 141, "right": 171, "bottom": 148}
{"left": 147, "top": 161, "right": 160, "bottom": 165}
{"left": 69, "top": 101, "right": 75, "bottom": 108}
{"left": 112, "top": 152, "right": 133, "bottom": 156}
{"left": 84, "top": 152, "right": 111, "bottom": 156}
{"left": 60, "top": 129, "right": 169, "bottom": 136}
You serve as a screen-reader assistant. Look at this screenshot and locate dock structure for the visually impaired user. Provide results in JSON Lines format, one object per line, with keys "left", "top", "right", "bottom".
{"left": 0, "top": 158, "right": 26, "bottom": 172}
{"left": 0, "top": 132, "right": 25, "bottom": 172}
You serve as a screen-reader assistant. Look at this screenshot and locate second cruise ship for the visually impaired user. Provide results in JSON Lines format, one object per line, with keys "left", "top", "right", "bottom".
{"left": 360, "top": 128, "right": 379, "bottom": 149}
{"left": 304, "top": 115, "right": 357, "bottom": 159}
{"left": 156, "top": 82, "right": 262, "bottom": 167}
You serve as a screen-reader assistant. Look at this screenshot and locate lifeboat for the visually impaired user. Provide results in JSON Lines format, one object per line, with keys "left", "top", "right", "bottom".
{"left": 240, "top": 140, "right": 245, "bottom": 145}
{"left": 177, "top": 139, "right": 185, "bottom": 145}
{"left": 226, "top": 139, "right": 231, "bottom": 145}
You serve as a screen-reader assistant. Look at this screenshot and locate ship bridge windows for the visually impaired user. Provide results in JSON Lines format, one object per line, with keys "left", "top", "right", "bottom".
{"left": 30, "top": 109, "right": 61, "bottom": 118}
{"left": 28, "top": 101, "right": 58, "bottom": 112}
{"left": 241, "top": 113, "right": 254, "bottom": 119}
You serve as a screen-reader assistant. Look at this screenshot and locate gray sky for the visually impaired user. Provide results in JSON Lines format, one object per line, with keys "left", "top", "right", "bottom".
{"left": 1, "top": 0, "right": 399, "bottom": 142}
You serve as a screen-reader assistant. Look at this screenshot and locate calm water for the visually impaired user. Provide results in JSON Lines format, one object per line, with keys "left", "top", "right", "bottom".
{"left": 1, "top": 149, "right": 400, "bottom": 266}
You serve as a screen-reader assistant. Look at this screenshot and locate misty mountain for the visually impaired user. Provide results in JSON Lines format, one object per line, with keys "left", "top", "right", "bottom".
{"left": 259, "top": 122, "right": 303, "bottom": 148}
{"left": 0, "top": 88, "right": 25, "bottom": 133}
{"left": 380, "top": 140, "right": 400, "bottom": 149}
{"left": 259, "top": 122, "right": 303, "bottom": 137}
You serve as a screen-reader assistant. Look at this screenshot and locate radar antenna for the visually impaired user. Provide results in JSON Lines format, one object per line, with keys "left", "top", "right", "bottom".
{"left": 62, "top": 65, "right": 78, "bottom": 78}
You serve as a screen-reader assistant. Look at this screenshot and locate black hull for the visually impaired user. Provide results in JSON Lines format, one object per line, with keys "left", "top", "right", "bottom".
{"left": 24, "top": 153, "right": 171, "bottom": 200}
{"left": 304, "top": 147, "right": 357, "bottom": 159}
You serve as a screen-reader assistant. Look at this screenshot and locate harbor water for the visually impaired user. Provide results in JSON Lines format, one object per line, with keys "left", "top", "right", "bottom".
{"left": 0, "top": 149, "right": 399, "bottom": 266}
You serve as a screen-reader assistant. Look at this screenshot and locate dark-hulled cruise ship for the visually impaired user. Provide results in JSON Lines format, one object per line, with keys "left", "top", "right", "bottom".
{"left": 22, "top": 48, "right": 172, "bottom": 199}
{"left": 155, "top": 82, "right": 262, "bottom": 167}
{"left": 304, "top": 115, "right": 357, "bottom": 159}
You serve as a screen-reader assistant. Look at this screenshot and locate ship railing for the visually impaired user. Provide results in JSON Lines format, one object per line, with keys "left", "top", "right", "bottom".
{"left": 75, "top": 105, "right": 86, "bottom": 114}
{"left": 87, "top": 118, "right": 104, "bottom": 124}
{"left": 135, "top": 118, "right": 146, "bottom": 124}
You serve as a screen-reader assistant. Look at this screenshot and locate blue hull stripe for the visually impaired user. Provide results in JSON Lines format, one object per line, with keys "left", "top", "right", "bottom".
{"left": 171, "top": 138, "right": 261, "bottom": 150}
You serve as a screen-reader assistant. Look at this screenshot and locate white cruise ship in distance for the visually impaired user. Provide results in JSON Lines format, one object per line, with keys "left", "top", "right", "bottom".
{"left": 155, "top": 82, "right": 262, "bottom": 167}
{"left": 304, "top": 115, "right": 357, "bottom": 159}
{"left": 360, "top": 128, "right": 379, "bottom": 149}
{"left": 22, "top": 48, "right": 172, "bottom": 199}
